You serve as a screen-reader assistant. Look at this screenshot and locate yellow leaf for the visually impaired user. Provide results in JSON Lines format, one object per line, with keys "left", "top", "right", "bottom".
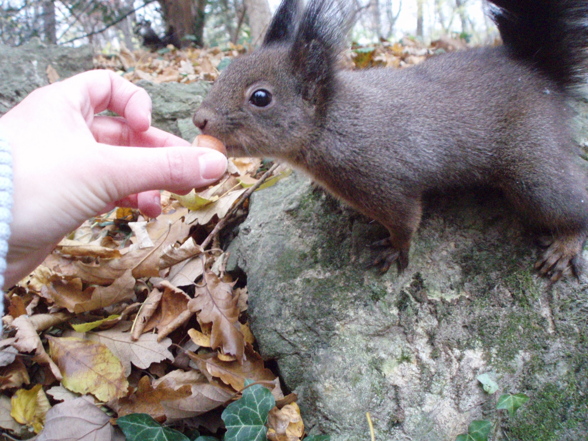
{"left": 174, "top": 190, "right": 218, "bottom": 210}
{"left": 48, "top": 336, "right": 129, "bottom": 402}
{"left": 10, "top": 384, "right": 51, "bottom": 433}
{"left": 71, "top": 315, "right": 121, "bottom": 333}
{"left": 188, "top": 328, "right": 212, "bottom": 348}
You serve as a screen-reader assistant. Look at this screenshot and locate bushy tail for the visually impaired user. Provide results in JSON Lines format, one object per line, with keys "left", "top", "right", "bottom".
{"left": 488, "top": 0, "right": 588, "bottom": 89}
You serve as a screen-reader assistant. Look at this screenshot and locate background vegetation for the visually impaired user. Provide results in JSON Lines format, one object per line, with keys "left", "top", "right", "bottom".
{"left": 0, "top": 0, "right": 497, "bottom": 50}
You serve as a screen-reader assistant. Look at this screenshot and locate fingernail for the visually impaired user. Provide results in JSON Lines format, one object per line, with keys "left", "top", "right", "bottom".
{"left": 200, "top": 151, "right": 227, "bottom": 180}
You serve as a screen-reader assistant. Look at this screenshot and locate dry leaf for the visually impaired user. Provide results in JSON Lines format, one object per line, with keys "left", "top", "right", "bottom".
{"left": 188, "top": 328, "right": 212, "bottom": 347}
{"left": 84, "top": 326, "right": 173, "bottom": 376}
{"left": 111, "top": 374, "right": 192, "bottom": 419}
{"left": 190, "top": 345, "right": 279, "bottom": 397}
{"left": 267, "top": 403, "right": 305, "bottom": 441}
{"left": 48, "top": 336, "right": 129, "bottom": 402}
{"left": 154, "top": 369, "right": 235, "bottom": 421}
{"left": 0, "top": 357, "right": 30, "bottom": 390}
{"left": 188, "top": 271, "right": 244, "bottom": 362}
{"left": 141, "top": 281, "right": 191, "bottom": 336}
{"left": 37, "top": 397, "right": 124, "bottom": 441}
{"left": 0, "top": 341, "right": 17, "bottom": 367}
{"left": 0, "top": 395, "right": 24, "bottom": 435}
{"left": 46, "top": 64, "right": 60, "bottom": 83}
{"left": 45, "top": 385, "right": 80, "bottom": 403}
{"left": 10, "top": 384, "right": 51, "bottom": 433}
{"left": 167, "top": 255, "right": 205, "bottom": 286}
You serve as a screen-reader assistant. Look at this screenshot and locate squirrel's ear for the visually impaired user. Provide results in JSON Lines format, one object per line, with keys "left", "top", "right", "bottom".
{"left": 263, "top": 0, "right": 302, "bottom": 46}
{"left": 289, "top": 0, "right": 352, "bottom": 107}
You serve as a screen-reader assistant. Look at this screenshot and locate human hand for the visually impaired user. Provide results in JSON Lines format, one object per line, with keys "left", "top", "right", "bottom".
{"left": 0, "top": 69, "right": 227, "bottom": 287}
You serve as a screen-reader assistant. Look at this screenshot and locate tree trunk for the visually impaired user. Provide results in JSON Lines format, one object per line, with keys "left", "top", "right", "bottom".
{"left": 243, "top": 0, "right": 271, "bottom": 46}
{"left": 416, "top": 0, "right": 424, "bottom": 38}
{"left": 42, "top": 0, "right": 56, "bottom": 44}
{"left": 157, "top": 0, "right": 207, "bottom": 47}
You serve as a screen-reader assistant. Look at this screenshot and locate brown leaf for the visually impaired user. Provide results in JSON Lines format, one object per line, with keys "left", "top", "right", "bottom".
{"left": 37, "top": 397, "right": 125, "bottom": 441}
{"left": 48, "top": 336, "right": 129, "bottom": 402}
{"left": 111, "top": 375, "right": 191, "bottom": 420}
{"left": 154, "top": 369, "right": 235, "bottom": 421}
{"left": 0, "top": 357, "right": 30, "bottom": 390}
{"left": 267, "top": 403, "right": 305, "bottom": 441}
{"left": 189, "top": 345, "right": 277, "bottom": 394}
{"left": 12, "top": 316, "right": 45, "bottom": 354}
{"left": 188, "top": 271, "right": 244, "bottom": 362}
{"left": 141, "top": 281, "right": 191, "bottom": 335}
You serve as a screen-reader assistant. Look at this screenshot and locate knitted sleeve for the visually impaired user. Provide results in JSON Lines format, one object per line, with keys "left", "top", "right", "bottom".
{"left": 0, "top": 132, "right": 13, "bottom": 323}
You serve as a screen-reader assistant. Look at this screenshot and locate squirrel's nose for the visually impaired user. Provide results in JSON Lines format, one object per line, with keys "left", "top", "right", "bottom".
{"left": 193, "top": 107, "right": 212, "bottom": 132}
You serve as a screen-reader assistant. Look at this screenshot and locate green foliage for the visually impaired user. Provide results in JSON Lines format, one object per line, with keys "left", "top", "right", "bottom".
{"left": 496, "top": 393, "right": 530, "bottom": 418}
{"left": 117, "top": 413, "right": 189, "bottom": 441}
{"left": 222, "top": 380, "right": 276, "bottom": 441}
{"left": 455, "top": 388, "right": 529, "bottom": 441}
{"left": 455, "top": 420, "right": 492, "bottom": 441}
{"left": 304, "top": 436, "right": 330, "bottom": 441}
{"left": 476, "top": 373, "right": 498, "bottom": 394}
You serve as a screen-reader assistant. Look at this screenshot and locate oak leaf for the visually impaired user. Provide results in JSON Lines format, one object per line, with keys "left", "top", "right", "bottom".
{"left": 48, "top": 336, "right": 129, "bottom": 402}
{"left": 188, "top": 271, "right": 244, "bottom": 363}
{"left": 189, "top": 345, "right": 278, "bottom": 395}
{"left": 36, "top": 397, "right": 125, "bottom": 441}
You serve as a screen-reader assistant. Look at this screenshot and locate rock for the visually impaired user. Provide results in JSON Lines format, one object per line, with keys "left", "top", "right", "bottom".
{"left": 137, "top": 81, "right": 210, "bottom": 142}
{"left": 226, "top": 172, "right": 588, "bottom": 441}
{"left": 0, "top": 39, "right": 93, "bottom": 115}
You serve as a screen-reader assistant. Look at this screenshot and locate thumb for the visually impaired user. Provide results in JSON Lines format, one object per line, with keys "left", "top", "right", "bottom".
{"left": 100, "top": 145, "right": 228, "bottom": 200}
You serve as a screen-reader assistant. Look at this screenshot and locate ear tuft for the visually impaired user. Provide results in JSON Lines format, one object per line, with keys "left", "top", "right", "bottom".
{"left": 289, "top": 0, "right": 353, "bottom": 108}
{"left": 263, "top": 0, "right": 303, "bottom": 46}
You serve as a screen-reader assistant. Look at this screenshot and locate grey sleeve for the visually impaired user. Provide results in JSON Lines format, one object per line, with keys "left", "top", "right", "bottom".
{"left": 0, "top": 132, "right": 13, "bottom": 321}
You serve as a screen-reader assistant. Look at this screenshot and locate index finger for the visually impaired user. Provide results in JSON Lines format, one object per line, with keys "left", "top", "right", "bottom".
{"left": 58, "top": 70, "right": 152, "bottom": 132}
{"left": 91, "top": 116, "right": 191, "bottom": 147}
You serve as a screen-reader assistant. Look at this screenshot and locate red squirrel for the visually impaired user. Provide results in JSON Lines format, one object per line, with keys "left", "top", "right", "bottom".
{"left": 193, "top": 0, "right": 588, "bottom": 281}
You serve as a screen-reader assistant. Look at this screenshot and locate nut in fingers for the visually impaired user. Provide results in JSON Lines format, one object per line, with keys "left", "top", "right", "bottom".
{"left": 192, "top": 134, "right": 227, "bottom": 156}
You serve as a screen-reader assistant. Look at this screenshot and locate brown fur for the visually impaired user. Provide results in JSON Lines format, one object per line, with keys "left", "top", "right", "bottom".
{"left": 194, "top": 0, "right": 588, "bottom": 281}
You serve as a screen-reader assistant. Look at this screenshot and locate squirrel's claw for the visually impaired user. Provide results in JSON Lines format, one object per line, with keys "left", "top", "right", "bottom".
{"left": 370, "top": 238, "right": 409, "bottom": 274}
{"left": 535, "top": 234, "right": 585, "bottom": 281}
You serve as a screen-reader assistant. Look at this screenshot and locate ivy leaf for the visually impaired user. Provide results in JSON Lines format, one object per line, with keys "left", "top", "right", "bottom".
{"left": 304, "top": 436, "right": 331, "bottom": 441}
{"left": 222, "top": 381, "right": 275, "bottom": 441}
{"left": 476, "top": 373, "right": 498, "bottom": 394}
{"left": 496, "top": 393, "right": 529, "bottom": 417}
{"left": 117, "top": 413, "right": 189, "bottom": 441}
{"left": 455, "top": 420, "right": 492, "bottom": 441}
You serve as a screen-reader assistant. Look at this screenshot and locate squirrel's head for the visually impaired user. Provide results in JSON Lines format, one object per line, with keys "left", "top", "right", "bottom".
{"left": 193, "top": 0, "right": 351, "bottom": 158}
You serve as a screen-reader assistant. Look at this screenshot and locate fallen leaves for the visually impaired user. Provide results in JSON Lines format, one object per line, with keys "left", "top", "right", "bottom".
{"left": 0, "top": 157, "right": 296, "bottom": 439}
{"left": 48, "top": 336, "right": 129, "bottom": 402}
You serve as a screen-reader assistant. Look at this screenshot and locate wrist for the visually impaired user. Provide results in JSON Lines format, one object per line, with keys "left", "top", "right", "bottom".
{"left": 0, "top": 131, "right": 14, "bottom": 294}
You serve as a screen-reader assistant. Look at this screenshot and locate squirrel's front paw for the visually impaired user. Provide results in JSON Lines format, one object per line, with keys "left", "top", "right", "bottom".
{"left": 535, "top": 234, "right": 586, "bottom": 282}
{"left": 370, "top": 238, "right": 409, "bottom": 274}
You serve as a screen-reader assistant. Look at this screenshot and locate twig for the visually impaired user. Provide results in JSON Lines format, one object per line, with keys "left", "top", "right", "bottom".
{"left": 367, "top": 412, "right": 376, "bottom": 441}
{"left": 200, "top": 162, "right": 280, "bottom": 250}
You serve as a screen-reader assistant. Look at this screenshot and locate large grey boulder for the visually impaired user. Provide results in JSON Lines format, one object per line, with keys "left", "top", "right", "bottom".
{"left": 0, "top": 39, "right": 93, "bottom": 115}
{"left": 226, "top": 172, "right": 588, "bottom": 441}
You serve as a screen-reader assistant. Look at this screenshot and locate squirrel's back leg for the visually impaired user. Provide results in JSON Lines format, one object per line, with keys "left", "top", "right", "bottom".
{"left": 500, "top": 162, "right": 588, "bottom": 281}
{"left": 369, "top": 196, "right": 423, "bottom": 273}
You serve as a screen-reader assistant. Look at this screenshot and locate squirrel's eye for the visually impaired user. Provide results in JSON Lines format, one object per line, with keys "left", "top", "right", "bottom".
{"left": 249, "top": 89, "right": 273, "bottom": 107}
